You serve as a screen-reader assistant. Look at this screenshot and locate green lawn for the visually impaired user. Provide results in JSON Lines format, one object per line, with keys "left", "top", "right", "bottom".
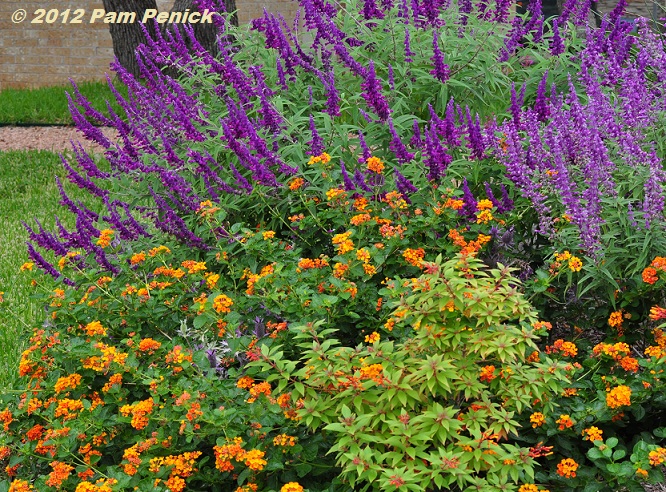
{"left": 0, "top": 150, "right": 104, "bottom": 390}
{"left": 0, "top": 80, "right": 127, "bottom": 125}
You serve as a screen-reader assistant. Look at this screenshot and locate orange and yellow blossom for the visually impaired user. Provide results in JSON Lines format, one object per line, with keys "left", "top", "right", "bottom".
{"left": 138, "top": 338, "right": 161, "bottom": 353}
{"left": 84, "top": 321, "right": 107, "bottom": 337}
{"left": 96, "top": 229, "right": 114, "bottom": 248}
{"left": 366, "top": 156, "right": 384, "bottom": 174}
{"left": 153, "top": 266, "right": 185, "bottom": 279}
{"left": 289, "top": 177, "right": 305, "bottom": 190}
{"left": 130, "top": 252, "right": 146, "bottom": 265}
{"left": 619, "top": 356, "right": 639, "bottom": 372}
{"left": 205, "top": 273, "right": 220, "bottom": 289}
{"left": 54, "top": 398, "right": 84, "bottom": 420}
{"left": 46, "top": 461, "right": 74, "bottom": 488}
{"left": 556, "top": 458, "right": 579, "bottom": 478}
{"left": 248, "top": 382, "right": 271, "bottom": 403}
{"left": 608, "top": 310, "right": 623, "bottom": 328}
{"left": 476, "top": 209, "right": 494, "bottom": 224}
{"left": 479, "top": 365, "right": 496, "bottom": 383}
{"left": 281, "top": 483, "right": 304, "bottom": 492}
{"left": 120, "top": 398, "right": 154, "bottom": 430}
{"left": 606, "top": 385, "right": 631, "bottom": 408}
{"left": 333, "top": 263, "right": 349, "bottom": 279}
{"left": 54, "top": 373, "right": 82, "bottom": 393}
{"left": 237, "top": 376, "right": 255, "bottom": 389}
{"left": 582, "top": 426, "right": 603, "bottom": 441}
{"left": 546, "top": 339, "right": 578, "bottom": 357}
{"left": 402, "top": 248, "right": 426, "bottom": 268}
{"left": 332, "top": 231, "right": 354, "bottom": 255}
{"left": 364, "top": 332, "right": 380, "bottom": 344}
{"left": 273, "top": 434, "right": 297, "bottom": 447}
{"left": 518, "top": 486, "right": 550, "bottom": 492}
{"left": 476, "top": 199, "right": 494, "bottom": 210}
{"left": 243, "top": 449, "right": 267, "bottom": 471}
{"left": 74, "top": 478, "right": 118, "bottom": 492}
{"left": 650, "top": 305, "right": 666, "bottom": 321}
{"left": 556, "top": 414, "right": 574, "bottom": 430}
{"left": 568, "top": 256, "right": 583, "bottom": 272}
{"left": 325, "top": 188, "right": 346, "bottom": 201}
{"left": 8, "top": 480, "right": 34, "bottom": 492}
{"left": 593, "top": 341, "right": 630, "bottom": 359}
{"left": 213, "top": 437, "right": 246, "bottom": 472}
{"left": 0, "top": 445, "right": 10, "bottom": 459}
{"left": 148, "top": 245, "right": 171, "bottom": 257}
{"left": 649, "top": 447, "right": 666, "bottom": 466}
{"left": 530, "top": 412, "right": 545, "bottom": 428}
{"left": 212, "top": 294, "right": 233, "bottom": 314}
{"left": 643, "top": 266, "right": 659, "bottom": 284}
{"left": 181, "top": 260, "right": 207, "bottom": 274}
{"left": 308, "top": 152, "right": 331, "bottom": 165}
{"left": 350, "top": 213, "right": 371, "bottom": 226}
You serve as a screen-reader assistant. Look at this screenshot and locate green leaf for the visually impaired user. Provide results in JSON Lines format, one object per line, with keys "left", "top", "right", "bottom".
{"left": 612, "top": 449, "right": 626, "bottom": 460}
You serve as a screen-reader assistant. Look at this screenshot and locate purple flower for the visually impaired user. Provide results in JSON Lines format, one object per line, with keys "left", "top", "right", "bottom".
{"left": 430, "top": 31, "right": 450, "bottom": 83}
{"left": 509, "top": 82, "right": 526, "bottom": 128}
{"left": 394, "top": 168, "right": 418, "bottom": 200}
{"left": 424, "top": 124, "right": 452, "bottom": 181}
{"left": 397, "top": 0, "right": 410, "bottom": 22}
{"left": 358, "top": 131, "right": 372, "bottom": 163}
{"left": 362, "top": 0, "right": 384, "bottom": 19}
{"left": 465, "top": 106, "right": 486, "bottom": 160}
{"left": 459, "top": 178, "right": 477, "bottom": 217}
{"left": 353, "top": 169, "right": 373, "bottom": 192}
{"left": 404, "top": 27, "right": 415, "bottom": 62}
{"left": 361, "top": 61, "right": 390, "bottom": 121}
{"left": 534, "top": 71, "right": 550, "bottom": 122}
{"left": 308, "top": 114, "right": 325, "bottom": 156}
{"left": 340, "top": 161, "right": 357, "bottom": 191}
{"left": 551, "top": 19, "right": 565, "bottom": 56}
{"left": 388, "top": 117, "right": 415, "bottom": 164}
{"left": 410, "top": 119, "right": 423, "bottom": 149}
{"left": 499, "top": 17, "right": 525, "bottom": 62}
{"left": 27, "top": 242, "right": 72, "bottom": 284}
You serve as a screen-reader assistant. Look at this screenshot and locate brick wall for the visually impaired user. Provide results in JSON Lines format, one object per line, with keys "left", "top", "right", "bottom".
{"left": 0, "top": 1, "right": 299, "bottom": 90}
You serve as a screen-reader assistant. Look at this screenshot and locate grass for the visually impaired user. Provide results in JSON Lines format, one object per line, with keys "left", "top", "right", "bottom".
{"left": 0, "top": 150, "right": 104, "bottom": 391}
{"left": 0, "top": 80, "right": 127, "bottom": 125}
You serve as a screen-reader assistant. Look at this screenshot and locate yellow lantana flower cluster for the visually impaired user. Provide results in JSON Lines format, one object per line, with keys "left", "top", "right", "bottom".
{"left": 606, "top": 385, "right": 631, "bottom": 409}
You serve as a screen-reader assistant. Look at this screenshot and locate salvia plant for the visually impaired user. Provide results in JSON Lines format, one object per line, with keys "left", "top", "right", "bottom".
{"left": 2, "top": 0, "right": 666, "bottom": 490}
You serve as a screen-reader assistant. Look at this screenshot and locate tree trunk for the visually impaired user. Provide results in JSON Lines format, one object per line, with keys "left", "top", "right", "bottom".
{"left": 102, "top": 0, "right": 159, "bottom": 78}
{"left": 165, "top": 0, "right": 238, "bottom": 57}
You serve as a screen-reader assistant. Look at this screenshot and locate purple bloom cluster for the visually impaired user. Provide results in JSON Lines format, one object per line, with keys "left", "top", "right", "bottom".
{"left": 361, "top": 61, "right": 391, "bottom": 122}
{"left": 24, "top": 0, "right": 666, "bottom": 284}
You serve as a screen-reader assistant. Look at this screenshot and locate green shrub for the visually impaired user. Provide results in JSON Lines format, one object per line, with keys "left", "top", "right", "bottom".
{"left": 255, "top": 254, "right": 569, "bottom": 491}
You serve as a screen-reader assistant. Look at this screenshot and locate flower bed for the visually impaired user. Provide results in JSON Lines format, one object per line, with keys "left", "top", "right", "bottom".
{"left": 2, "top": 0, "right": 666, "bottom": 491}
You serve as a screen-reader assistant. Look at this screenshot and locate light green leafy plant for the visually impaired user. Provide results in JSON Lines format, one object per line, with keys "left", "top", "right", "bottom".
{"left": 257, "top": 253, "right": 570, "bottom": 491}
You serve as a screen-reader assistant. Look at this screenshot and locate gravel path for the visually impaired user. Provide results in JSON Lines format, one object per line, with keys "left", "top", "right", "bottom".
{"left": 0, "top": 126, "right": 117, "bottom": 153}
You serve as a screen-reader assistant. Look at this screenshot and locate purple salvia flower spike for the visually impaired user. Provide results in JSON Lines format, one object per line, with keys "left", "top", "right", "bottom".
{"left": 430, "top": 30, "right": 450, "bottom": 83}
{"left": 388, "top": 117, "right": 415, "bottom": 164}
{"left": 309, "top": 114, "right": 325, "bottom": 156}
{"left": 361, "top": 61, "right": 390, "bottom": 122}
{"left": 340, "top": 161, "right": 356, "bottom": 191}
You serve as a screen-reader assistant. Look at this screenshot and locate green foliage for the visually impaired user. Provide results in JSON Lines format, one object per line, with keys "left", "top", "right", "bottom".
{"left": 0, "top": 243, "right": 339, "bottom": 492}
{"left": 0, "top": 150, "right": 105, "bottom": 390}
{"left": 2, "top": 0, "right": 666, "bottom": 491}
{"left": 256, "top": 254, "right": 569, "bottom": 491}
